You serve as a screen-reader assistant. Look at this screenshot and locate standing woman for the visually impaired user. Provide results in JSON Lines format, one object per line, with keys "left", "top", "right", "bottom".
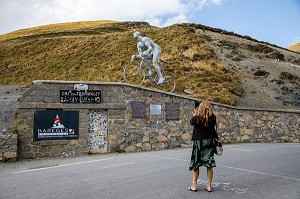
{"left": 188, "top": 100, "right": 219, "bottom": 192}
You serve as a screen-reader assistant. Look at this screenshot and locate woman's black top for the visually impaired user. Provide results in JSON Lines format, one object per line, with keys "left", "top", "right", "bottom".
{"left": 190, "top": 114, "right": 218, "bottom": 140}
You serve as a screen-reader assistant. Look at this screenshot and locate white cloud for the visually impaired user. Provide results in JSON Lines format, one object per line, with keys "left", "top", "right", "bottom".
{"left": 196, "top": 0, "right": 223, "bottom": 9}
{"left": 292, "top": 37, "right": 300, "bottom": 44}
{"left": 211, "top": 0, "right": 222, "bottom": 5}
{"left": 162, "top": 14, "right": 189, "bottom": 27}
{"left": 0, "top": 0, "right": 223, "bottom": 34}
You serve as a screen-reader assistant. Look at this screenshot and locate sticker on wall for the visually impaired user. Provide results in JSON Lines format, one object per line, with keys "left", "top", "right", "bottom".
{"left": 87, "top": 110, "right": 108, "bottom": 153}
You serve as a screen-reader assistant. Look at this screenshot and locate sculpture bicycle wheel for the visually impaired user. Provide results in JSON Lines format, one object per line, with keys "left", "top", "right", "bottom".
{"left": 155, "top": 71, "right": 176, "bottom": 93}
{"left": 123, "top": 60, "right": 176, "bottom": 93}
{"left": 123, "top": 63, "right": 145, "bottom": 86}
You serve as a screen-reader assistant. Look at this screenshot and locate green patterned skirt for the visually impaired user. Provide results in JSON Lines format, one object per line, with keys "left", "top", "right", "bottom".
{"left": 189, "top": 139, "right": 216, "bottom": 170}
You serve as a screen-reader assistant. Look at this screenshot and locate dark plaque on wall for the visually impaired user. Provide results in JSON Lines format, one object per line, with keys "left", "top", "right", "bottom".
{"left": 131, "top": 101, "right": 146, "bottom": 118}
{"left": 165, "top": 102, "right": 180, "bottom": 120}
{"left": 60, "top": 90, "right": 101, "bottom": 103}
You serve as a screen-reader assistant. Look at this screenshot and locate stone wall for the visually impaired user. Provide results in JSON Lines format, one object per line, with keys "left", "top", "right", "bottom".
{"left": 16, "top": 81, "right": 194, "bottom": 159}
{"left": 4, "top": 80, "right": 300, "bottom": 161}
{"left": 0, "top": 86, "right": 29, "bottom": 162}
{"left": 214, "top": 107, "right": 299, "bottom": 143}
{"left": 0, "top": 130, "right": 17, "bottom": 161}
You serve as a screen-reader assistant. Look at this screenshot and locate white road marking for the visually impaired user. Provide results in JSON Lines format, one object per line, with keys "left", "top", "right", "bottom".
{"left": 223, "top": 145, "right": 242, "bottom": 148}
{"left": 147, "top": 154, "right": 299, "bottom": 182}
{"left": 230, "top": 148, "right": 253, "bottom": 152}
{"left": 282, "top": 143, "right": 300, "bottom": 147}
{"left": 13, "top": 158, "right": 114, "bottom": 174}
{"left": 222, "top": 165, "right": 300, "bottom": 181}
{"left": 145, "top": 155, "right": 189, "bottom": 162}
{"left": 100, "top": 162, "right": 136, "bottom": 169}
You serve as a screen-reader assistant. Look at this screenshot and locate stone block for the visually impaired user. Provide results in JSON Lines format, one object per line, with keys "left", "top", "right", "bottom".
{"left": 157, "top": 135, "right": 168, "bottom": 142}
{"left": 169, "top": 140, "right": 180, "bottom": 148}
{"left": 136, "top": 143, "right": 142, "bottom": 148}
{"left": 125, "top": 145, "right": 136, "bottom": 152}
{"left": 218, "top": 123, "right": 226, "bottom": 129}
{"left": 257, "top": 120, "right": 263, "bottom": 125}
{"left": 50, "top": 146, "right": 62, "bottom": 156}
{"left": 142, "top": 135, "right": 149, "bottom": 143}
{"left": 181, "top": 144, "right": 190, "bottom": 148}
{"left": 3, "top": 151, "right": 17, "bottom": 159}
{"left": 245, "top": 129, "right": 254, "bottom": 135}
{"left": 109, "top": 134, "right": 117, "bottom": 141}
{"left": 268, "top": 115, "right": 274, "bottom": 120}
{"left": 0, "top": 140, "right": 6, "bottom": 147}
{"left": 69, "top": 140, "right": 78, "bottom": 145}
{"left": 171, "top": 132, "right": 182, "bottom": 138}
{"left": 142, "top": 143, "right": 151, "bottom": 151}
{"left": 158, "top": 129, "right": 167, "bottom": 135}
{"left": 182, "top": 133, "right": 190, "bottom": 140}
{"left": 241, "top": 134, "right": 249, "bottom": 141}
{"left": 153, "top": 143, "right": 165, "bottom": 150}
{"left": 6, "top": 139, "right": 17, "bottom": 146}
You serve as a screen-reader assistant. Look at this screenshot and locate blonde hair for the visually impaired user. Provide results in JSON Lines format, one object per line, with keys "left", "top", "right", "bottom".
{"left": 195, "top": 100, "right": 214, "bottom": 127}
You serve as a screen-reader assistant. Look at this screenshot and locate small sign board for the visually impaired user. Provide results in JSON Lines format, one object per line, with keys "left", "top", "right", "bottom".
{"left": 131, "top": 101, "right": 146, "bottom": 118}
{"left": 60, "top": 90, "right": 101, "bottom": 103}
{"left": 165, "top": 102, "right": 180, "bottom": 120}
{"left": 74, "top": 84, "right": 88, "bottom": 91}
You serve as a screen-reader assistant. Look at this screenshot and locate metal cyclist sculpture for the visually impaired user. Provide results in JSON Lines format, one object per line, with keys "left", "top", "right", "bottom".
{"left": 123, "top": 32, "right": 176, "bottom": 93}
{"left": 131, "top": 31, "right": 165, "bottom": 85}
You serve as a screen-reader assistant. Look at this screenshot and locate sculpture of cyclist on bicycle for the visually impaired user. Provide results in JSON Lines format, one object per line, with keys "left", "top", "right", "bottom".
{"left": 131, "top": 32, "right": 165, "bottom": 85}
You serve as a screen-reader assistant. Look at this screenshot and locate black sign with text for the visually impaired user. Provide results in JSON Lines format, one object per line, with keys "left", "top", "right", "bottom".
{"left": 60, "top": 90, "right": 101, "bottom": 103}
{"left": 34, "top": 110, "right": 79, "bottom": 141}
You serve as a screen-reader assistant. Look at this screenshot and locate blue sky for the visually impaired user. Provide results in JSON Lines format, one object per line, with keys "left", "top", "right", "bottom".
{"left": 0, "top": 0, "right": 299, "bottom": 48}
{"left": 190, "top": 0, "right": 300, "bottom": 48}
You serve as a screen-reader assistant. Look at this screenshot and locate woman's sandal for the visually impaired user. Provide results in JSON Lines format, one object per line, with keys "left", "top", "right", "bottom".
{"left": 188, "top": 187, "right": 197, "bottom": 192}
{"left": 205, "top": 187, "right": 212, "bottom": 192}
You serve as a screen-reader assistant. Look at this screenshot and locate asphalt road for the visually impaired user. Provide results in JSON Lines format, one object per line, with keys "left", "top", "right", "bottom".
{"left": 0, "top": 143, "right": 299, "bottom": 199}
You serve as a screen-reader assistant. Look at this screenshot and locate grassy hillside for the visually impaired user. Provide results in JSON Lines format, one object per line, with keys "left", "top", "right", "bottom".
{"left": 288, "top": 42, "right": 300, "bottom": 53}
{"left": 0, "top": 21, "right": 242, "bottom": 105}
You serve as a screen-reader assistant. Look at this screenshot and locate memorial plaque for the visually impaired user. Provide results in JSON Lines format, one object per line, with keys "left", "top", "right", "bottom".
{"left": 60, "top": 90, "right": 101, "bottom": 103}
{"left": 165, "top": 102, "right": 180, "bottom": 120}
{"left": 131, "top": 101, "right": 146, "bottom": 118}
{"left": 150, "top": 104, "right": 161, "bottom": 115}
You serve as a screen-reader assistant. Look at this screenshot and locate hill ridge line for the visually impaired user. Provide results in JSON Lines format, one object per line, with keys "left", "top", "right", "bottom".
{"left": 182, "top": 23, "right": 300, "bottom": 55}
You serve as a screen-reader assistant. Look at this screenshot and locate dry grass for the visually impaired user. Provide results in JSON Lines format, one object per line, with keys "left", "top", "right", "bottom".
{"left": 0, "top": 20, "right": 118, "bottom": 41}
{"left": 288, "top": 42, "right": 300, "bottom": 53}
{"left": 0, "top": 21, "right": 242, "bottom": 105}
